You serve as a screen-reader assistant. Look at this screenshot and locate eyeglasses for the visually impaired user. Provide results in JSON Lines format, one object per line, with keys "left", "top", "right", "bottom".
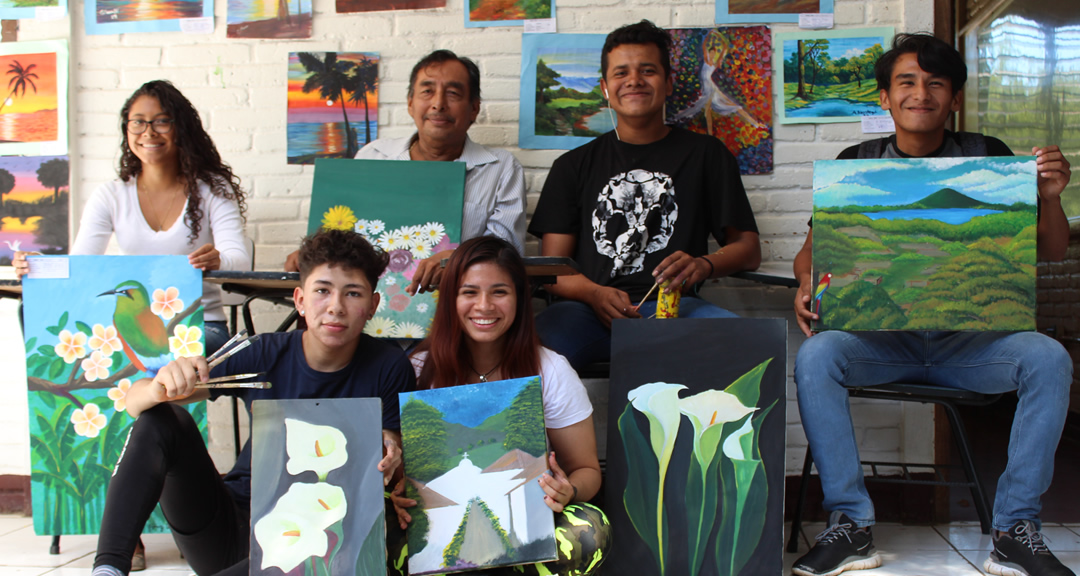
{"left": 126, "top": 118, "right": 174, "bottom": 135}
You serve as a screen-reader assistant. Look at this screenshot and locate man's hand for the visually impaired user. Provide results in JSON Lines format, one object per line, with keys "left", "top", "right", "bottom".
{"left": 388, "top": 477, "right": 417, "bottom": 530}
{"left": 538, "top": 452, "right": 575, "bottom": 513}
{"left": 587, "top": 285, "right": 640, "bottom": 328}
{"left": 406, "top": 250, "right": 455, "bottom": 295}
{"left": 653, "top": 250, "right": 711, "bottom": 293}
{"left": 12, "top": 251, "right": 41, "bottom": 280}
{"left": 378, "top": 430, "right": 403, "bottom": 486}
{"left": 284, "top": 249, "right": 300, "bottom": 272}
{"left": 151, "top": 356, "right": 210, "bottom": 403}
{"left": 794, "top": 280, "right": 817, "bottom": 338}
{"left": 1034, "top": 146, "right": 1071, "bottom": 202}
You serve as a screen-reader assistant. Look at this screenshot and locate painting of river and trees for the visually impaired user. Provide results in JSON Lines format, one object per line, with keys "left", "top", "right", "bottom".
{"left": 399, "top": 376, "right": 556, "bottom": 575}
{"left": 775, "top": 28, "right": 892, "bottom": 123}
{"left": 519, "top": 33, "right": 608, "bottom": 150}
{"left": 811, "top": 156, "right": 1038, "bottom": 332}
{"left": 0, "top": 156, "right": 68, "bottom": 266}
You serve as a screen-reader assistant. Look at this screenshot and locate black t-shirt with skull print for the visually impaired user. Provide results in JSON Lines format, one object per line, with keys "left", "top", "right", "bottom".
{"left": 529, "top": 127, "right": 758, "bottom": 302}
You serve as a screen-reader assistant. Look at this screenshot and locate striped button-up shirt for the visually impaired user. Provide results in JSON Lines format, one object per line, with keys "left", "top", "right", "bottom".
{"left": 355, "top": 134, "right": 527, "bottom": 253}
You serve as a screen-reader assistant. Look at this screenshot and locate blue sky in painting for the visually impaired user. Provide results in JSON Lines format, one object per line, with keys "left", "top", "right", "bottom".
{"left": 782, "top": 36, "right": 886, "bottom": 62}
{"left": 537, "top": 47, "right": 601, "bottom": 94}
{"left": 403, "top": 376, "right": 536, "bottom": 428}
{"left": 814, "top": 156, "right": 1037, "bottom": 208}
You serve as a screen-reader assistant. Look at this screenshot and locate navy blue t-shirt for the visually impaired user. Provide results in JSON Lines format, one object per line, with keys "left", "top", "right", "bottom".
{"left": 209, "top": 330, "right": 415, "bottom": 507}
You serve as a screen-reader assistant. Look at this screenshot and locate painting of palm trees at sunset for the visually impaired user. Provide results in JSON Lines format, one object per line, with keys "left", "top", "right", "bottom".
{"left": 0, "top": 40, "right": 66, "bottom": 156}
{"left": 287, "top": 52, "right": 379, "bottom": 165}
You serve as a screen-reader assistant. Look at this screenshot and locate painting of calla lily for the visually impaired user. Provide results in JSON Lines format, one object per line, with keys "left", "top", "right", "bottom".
{"left": 285, "top": 418, "right": 349, "bottom": 481}
{"left": 606, "top": 319, "right": 786, "bottom": 576}
{"left": 251, "top": 399, "right": 387, "bottom": 576}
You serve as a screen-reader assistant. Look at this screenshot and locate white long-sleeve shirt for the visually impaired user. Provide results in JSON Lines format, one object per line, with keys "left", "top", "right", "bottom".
{"left": 71, "top": 178, "right": 250, "bottom": 322}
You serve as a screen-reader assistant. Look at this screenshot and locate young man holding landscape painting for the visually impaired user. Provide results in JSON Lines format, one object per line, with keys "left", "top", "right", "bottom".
{"left": 529, "top": 20, "right": 761, "bottom": 371}
{"left": 792, "top": 33, "right": 1073, "bottom": 576}
{"left": 91, "top": 229, "right": 415, "bottom": 576}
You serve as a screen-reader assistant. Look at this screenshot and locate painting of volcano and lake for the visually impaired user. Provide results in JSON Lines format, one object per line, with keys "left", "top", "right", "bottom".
{"left": 811, "top": 156, "right": 1038, "bottom": 332}
{"left": 398, "top": 376, "right": 555, "bottom": 575}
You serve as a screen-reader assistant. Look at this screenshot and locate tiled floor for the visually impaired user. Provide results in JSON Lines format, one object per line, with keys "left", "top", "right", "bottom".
{"left": 1, "top": 514, "right": 1078, "bottom": 575}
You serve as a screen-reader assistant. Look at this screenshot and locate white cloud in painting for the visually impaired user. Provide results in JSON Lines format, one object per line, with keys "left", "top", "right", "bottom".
{"left": 843, "top": 48, "right": 865, "bottom": 59}
{"left": 814, "top": 182, "right": 895, "bottom": 207}
{"left": 931, "top": 169, "right": 1036, "bottom": 204}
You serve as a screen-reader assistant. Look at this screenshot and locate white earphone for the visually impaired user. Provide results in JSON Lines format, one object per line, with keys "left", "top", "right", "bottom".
{"left": 604, "top": 88, "right": 609, "bottom": 99}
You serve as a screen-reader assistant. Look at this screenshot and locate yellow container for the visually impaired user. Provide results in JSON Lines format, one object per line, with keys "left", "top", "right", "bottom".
{"left": 656, "top": 281, "right": 681, "bottom": 318}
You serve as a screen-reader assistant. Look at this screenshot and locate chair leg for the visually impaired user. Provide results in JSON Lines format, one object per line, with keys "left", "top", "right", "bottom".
{"left": 787, "top": 448, "right": 814, "bottom": 553}
{"left": 941, "top": 400, "right": 993, "bottom": 535}
{"left": 232, "top": 396, "right": 242, "bottom": 460}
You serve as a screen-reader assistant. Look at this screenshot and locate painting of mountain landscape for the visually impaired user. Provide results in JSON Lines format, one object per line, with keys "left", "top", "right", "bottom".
{"left": 399, "top": 376, "right": 555, "bottom": 575}
{"left": 811, "top": 156, "right": 1038, "bottom": 332}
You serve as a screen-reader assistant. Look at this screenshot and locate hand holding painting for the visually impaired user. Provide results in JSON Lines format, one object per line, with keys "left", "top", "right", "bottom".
{"left": 538, "top": 451, "right": 576, "bottom": 512}
{"left": 388, "top": 477, "right": 417, "bottom": 530}
{"left": 378, "top": 429, "right": 404, "bottom": 486}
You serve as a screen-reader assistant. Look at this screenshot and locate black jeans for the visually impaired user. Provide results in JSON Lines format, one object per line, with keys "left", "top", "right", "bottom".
{"left": 94, "top": 403, "right": 248, "bottom": 576}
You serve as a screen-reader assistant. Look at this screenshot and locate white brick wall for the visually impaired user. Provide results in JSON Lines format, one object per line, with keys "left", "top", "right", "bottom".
{"left": 0, "top": 0, "right": 935, "bottom": 477}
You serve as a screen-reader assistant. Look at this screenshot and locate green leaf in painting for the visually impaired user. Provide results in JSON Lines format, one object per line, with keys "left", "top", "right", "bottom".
{"left": 45, "top": 325, "right": 61, "bottom": 336}
{"left": 25, "top": 337, "right": 37, "bottom": 354}
{"left": 355, "top": 512, "right": 387, "bottom": 576}
{"left": 47, "top": 357, "right": 66, "bottom": 380}
{"left": 715, "top": 402, "right": 776, "bottom": 576}
{"left": 187, "top": 308, "right": 204, "bottom": 330}
{"left": 75, "top": 321, "right": 93, "bottom": 337}
{"left": 58, "top": 311, "right": 68, "bottom": 330}
{"left": 38, "top": 344, "right": 56, "bottom": 357}
{"left": 39, "top": 391, "right": 57, "bottom": 410}
{"left": 722, "top": 358, "right": 771, "bottom": 410}
{"left": 618, "top": 402, "right": 666, "bottom": 574}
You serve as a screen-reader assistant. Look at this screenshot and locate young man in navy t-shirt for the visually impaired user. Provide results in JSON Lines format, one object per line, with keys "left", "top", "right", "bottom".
{"left": 92, "top": 229, "right": 416, "bottom": 576}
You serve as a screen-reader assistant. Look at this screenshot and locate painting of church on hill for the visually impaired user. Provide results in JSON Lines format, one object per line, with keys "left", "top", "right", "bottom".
{"left": 811, "top": 156, "right": 1038, "bottom": 332}
{"left": 399, "top": 376, "right": 556, "bottom": 575}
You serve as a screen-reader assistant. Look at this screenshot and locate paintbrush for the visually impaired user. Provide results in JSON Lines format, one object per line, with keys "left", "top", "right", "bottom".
{"left": 633, "top": 280, "right": 661, "bottom": 311}
{"left": 203, "top": 372, "right": 263, "bottom": 384}
{"left": 195, "top": 381, "right": 272, "bottom": 389}
{"left": 206, "top": 329, "right": 248, "bottom": 364}
{"left": 207, "top": 334, "right": 260, "bottom": 370}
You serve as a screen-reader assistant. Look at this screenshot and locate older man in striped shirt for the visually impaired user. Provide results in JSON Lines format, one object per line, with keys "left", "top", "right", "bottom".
{"left": 286, "top": 49, "right": 527, "bottom": 291}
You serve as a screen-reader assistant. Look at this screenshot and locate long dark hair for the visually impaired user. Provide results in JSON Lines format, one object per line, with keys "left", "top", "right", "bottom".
{"left": 413, "top": 236, "right": 540, "bottom": 389}
{"left": 118, "top": 80, "right": 247, "bottom": 244}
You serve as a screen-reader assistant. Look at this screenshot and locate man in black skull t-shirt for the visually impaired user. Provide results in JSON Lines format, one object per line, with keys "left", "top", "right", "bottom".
{"left": 528, "top": 20, "right": 760, "bottom": 371}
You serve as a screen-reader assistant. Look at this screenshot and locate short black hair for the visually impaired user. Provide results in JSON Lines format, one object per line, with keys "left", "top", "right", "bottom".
{"left": 407, "top": 49, "right": 482, "bottom": 104}
{"left": 297, "top": 229, "right": 388, "bottom": 289}
{"left": 601, "top": 20, "right": 672, "bottom": 79}
{"left": 875, "top": 33, "right": 967, "bottom": 95}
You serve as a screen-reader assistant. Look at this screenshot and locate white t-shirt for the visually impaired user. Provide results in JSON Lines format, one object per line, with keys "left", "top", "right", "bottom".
{"left": 410, "top": 347, "right": 593, "bottom": 429}
{"left": 71, "top": 179, "right": 250, "bottom": 322}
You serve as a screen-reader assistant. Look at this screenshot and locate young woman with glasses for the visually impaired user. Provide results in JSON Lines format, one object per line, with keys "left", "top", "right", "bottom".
{"left": 15, "top": 80, "right": 249, "bottom": 356}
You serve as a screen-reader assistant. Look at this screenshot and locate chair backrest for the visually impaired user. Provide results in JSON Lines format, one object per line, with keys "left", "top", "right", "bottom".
{"left": 220, "top": 236, "right": 256, "bottom": 307}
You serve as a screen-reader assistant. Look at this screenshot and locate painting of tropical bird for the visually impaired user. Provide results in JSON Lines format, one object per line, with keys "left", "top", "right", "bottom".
{"left": 812, "top": 272, "right": 831, "bottom": 316}
{"left": 98, "top": 280, "right": 172, "bottom": 377}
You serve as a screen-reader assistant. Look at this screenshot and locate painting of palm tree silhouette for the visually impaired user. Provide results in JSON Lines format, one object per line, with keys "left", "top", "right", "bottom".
{"left": 0, "top": 51, "right": 57, "bottom": 144}
{"left": 1, "top": 59, "right": 38, "bottom": 114}
{"left": 287, "top": 52, "right": 379, "bottom": 165}
{"left": 0, "top": 155, "right": 69, "bottom": 266}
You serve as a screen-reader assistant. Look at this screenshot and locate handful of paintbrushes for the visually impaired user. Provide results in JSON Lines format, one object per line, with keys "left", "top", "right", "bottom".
{"left": 194, "top": 330, "right": 271, "bottom": 389}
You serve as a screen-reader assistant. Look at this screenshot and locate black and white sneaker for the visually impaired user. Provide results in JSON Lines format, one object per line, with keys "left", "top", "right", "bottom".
{"left": 791, "top": 513, "right": 881, "bottom": 576}
{"left": 984, "top": 520, "right": 1075, "bottom": 576}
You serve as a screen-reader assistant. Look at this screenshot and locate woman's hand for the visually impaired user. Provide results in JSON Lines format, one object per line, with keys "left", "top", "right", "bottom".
{"left": 388, "top": 477, "right": 418, "bottom": 530}
{"left": 189, "top": 243, "right": 221, "bottom": 271}
{"left": 538, "top": 452, "right": 576, "bottom": 513}
{"left": 13, "top": 251, "right": 42, "bottom": 280}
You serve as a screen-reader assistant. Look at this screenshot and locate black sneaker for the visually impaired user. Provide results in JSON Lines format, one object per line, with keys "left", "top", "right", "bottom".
{"left": 791, "top": 514, "right": 881, "bottom": 576}
{"left": 983, "top": 520, "right": 1075, "bottom": 576}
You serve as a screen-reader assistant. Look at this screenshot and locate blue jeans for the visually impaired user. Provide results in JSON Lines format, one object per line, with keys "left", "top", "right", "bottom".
{"left": 794, "top": 330, "right": 1071, "bottom": 531}
{"left": 535, "top": 296, "right": 738, "bottom": 371}
{"left": 204, "top": 321, "right": 230, "bottom": 356}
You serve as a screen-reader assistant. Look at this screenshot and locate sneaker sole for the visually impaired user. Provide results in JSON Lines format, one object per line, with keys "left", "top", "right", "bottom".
{"left": 792, "top": 554, "right": 882, "bottom": 576}
{"left": 983, "top": 557, "right": 1031, "bottom": 576}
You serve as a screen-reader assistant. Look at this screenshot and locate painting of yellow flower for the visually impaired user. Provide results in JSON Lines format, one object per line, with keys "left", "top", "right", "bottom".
{"left": 322, "top": 205, "right": 359, "bottom": 231}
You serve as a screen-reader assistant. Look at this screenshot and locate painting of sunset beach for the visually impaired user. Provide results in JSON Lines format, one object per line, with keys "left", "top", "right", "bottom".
{"left": 0, "top": 41, "right": 67, "bottom": 156}
{"left": 85, "top": 0, "right": 210, "bottom": 34}
{"left": 288, "top": 52, "right": 379, "bottom": 164}
{"left": 0, "top": 156, "right": 68, "bottom": 266}
{"left": 229, "top": 0, "right": 311, "bottom": 38}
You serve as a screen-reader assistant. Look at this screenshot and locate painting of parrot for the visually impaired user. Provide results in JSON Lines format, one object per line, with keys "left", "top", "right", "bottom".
{"left": 98, "top": 280, "right": 173, "bottom": 377}
{"left": 812, "top": 272, "right": 831, "bottom": 316}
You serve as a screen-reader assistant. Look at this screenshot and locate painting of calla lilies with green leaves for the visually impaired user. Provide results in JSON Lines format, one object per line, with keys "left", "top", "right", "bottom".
{"left": 250, "top": 398, "right": 386, "bottom": 576}
{"left": 22, "top": 255, "right": 205, "bottom": 535}
{"left": 605, "top": 318, "right": 786, "bottom": 576}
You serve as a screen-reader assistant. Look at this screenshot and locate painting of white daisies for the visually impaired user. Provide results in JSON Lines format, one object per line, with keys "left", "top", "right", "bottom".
{"left": 21, "top": 255, "right": 206, "bottom": 535}
{"left": 309, "top": 158, "right": 466, "bottom": 338}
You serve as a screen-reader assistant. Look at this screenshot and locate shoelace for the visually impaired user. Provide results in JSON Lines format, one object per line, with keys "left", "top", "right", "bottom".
{"left": 815, "top": 521, "right": 857, "bottom": 545}
{"left": 1014, "top": 523, "right": 1052, "bottom": 554}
